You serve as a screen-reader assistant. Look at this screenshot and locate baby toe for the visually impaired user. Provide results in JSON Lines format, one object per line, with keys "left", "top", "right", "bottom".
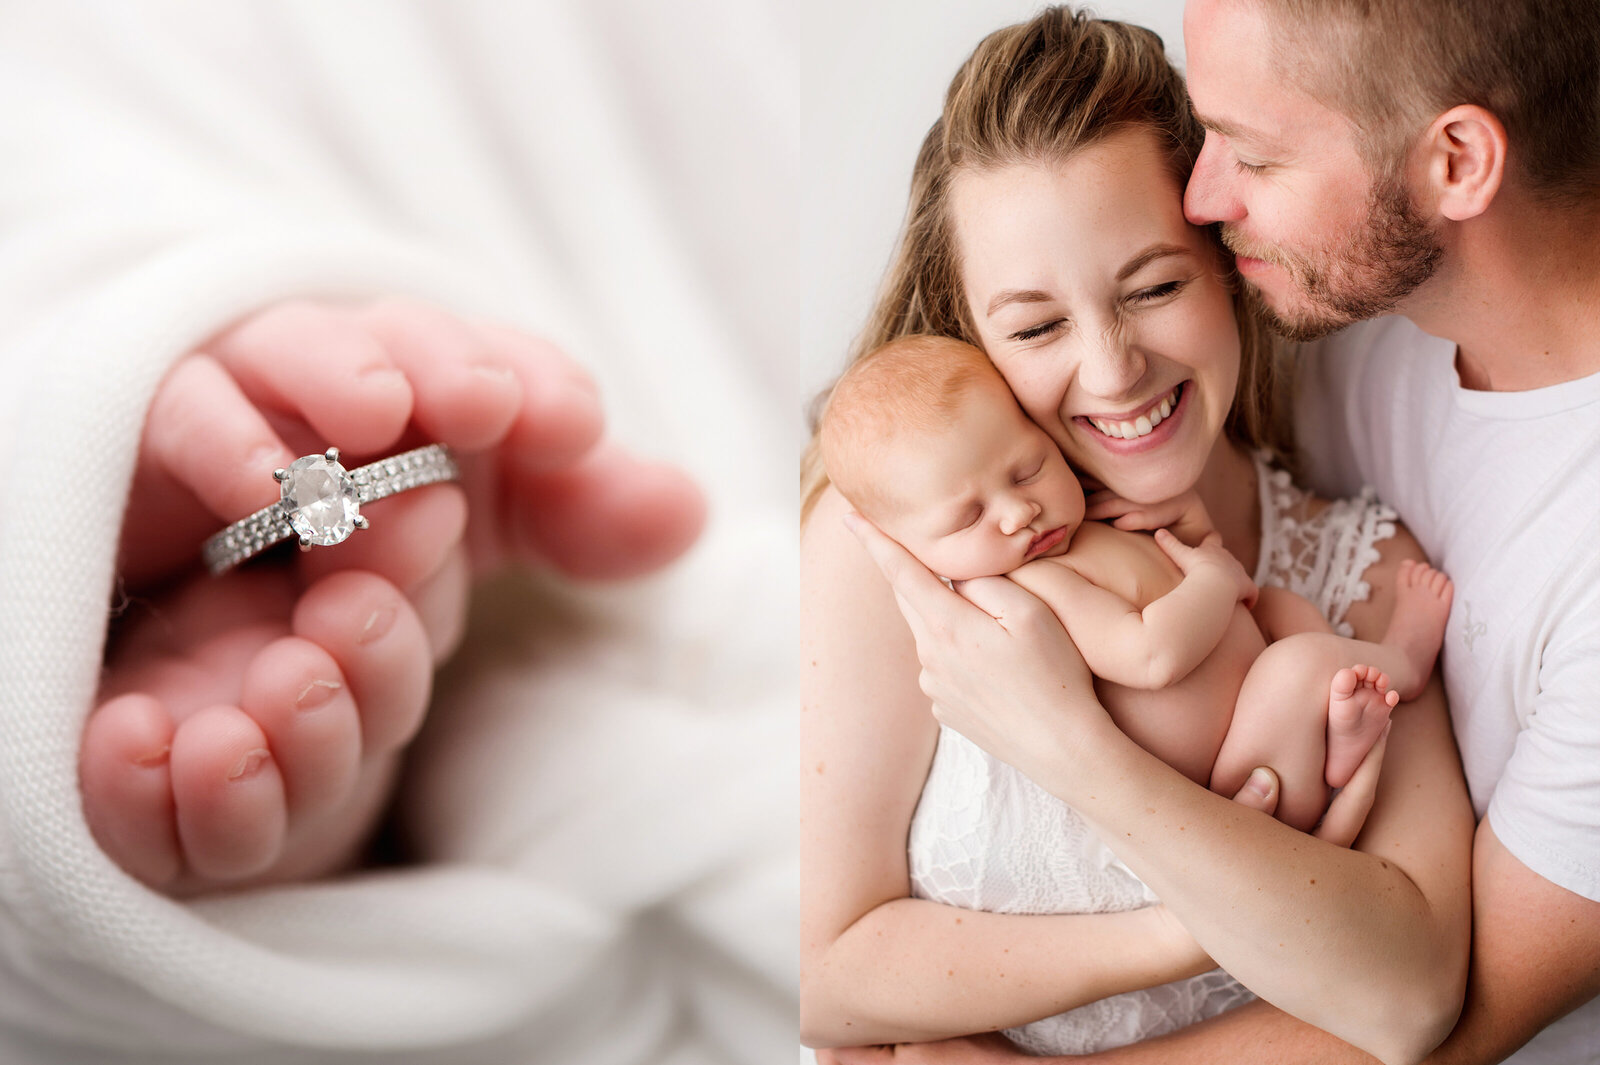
{"left": 207, "top": 301, "right": 414, "bottom": 456}
{"left": 363, "top": 301, "right": 522, "bottom": 452}
{"left": 239, "top": 635, "right": 362, "bottom": 817}
{"left": 291, "top": 570, "right": 433, "bottom": 756}
{"left": 169, "top": 705, "right": 287, "bottom": 882}
{"left": 80, "top": 694, "right": 182, "bottom": 888}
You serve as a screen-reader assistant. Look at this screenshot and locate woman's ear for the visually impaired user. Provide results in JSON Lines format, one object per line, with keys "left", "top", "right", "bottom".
{"left": 1419, "top": 104, "right": 1506, "bottom": 222}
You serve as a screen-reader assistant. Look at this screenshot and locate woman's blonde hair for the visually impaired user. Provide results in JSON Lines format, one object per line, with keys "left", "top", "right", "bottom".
{"left": 801, "top": 6, "right": 1288, "bottom": 525}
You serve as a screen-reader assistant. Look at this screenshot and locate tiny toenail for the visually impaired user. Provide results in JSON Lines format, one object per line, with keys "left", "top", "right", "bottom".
{"left": 228, "top": 749, "right": 271, "bottom": 781}
{"left": 359, "top": 605, "right": 397, "bottom": 644}
{"left": 558, "top": 371, "right": 602, "bottom": 408}
{"left": 473, "top": 363, "right": 518, "bottom": 386}
{"left": 360, "top": 365, "right": 408, "bottom": 386}
{"left": 295, "top": 678, "right": 342, "bottom": 710}
{"left": 134, "top": 745, "right": 171, "bottom": 769}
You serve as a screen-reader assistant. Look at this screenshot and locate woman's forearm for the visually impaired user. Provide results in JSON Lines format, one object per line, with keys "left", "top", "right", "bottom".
{"left": 801, "top": 898, "right": 1211, "bottom": 1049}
{"left": 1032, "top": 681, "right": 1472, "bottom": 1065}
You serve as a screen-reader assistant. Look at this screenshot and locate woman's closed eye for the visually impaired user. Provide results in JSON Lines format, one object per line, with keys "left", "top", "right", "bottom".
{"left": 1128, "top": 278, "right": 1190, "bottom": 304}
{"left": 1010, "top": 318, "right": 1066, "bottom": 342}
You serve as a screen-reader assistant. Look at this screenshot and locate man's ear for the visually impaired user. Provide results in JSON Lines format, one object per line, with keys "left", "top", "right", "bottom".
{"left": 1420, "top": 104, "right": 1506, "bottom": 221}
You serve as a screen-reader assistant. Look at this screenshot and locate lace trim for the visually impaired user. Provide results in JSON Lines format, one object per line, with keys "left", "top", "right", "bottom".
{"left": 1253, "top": 451, "right": 1396, "bottom": 637}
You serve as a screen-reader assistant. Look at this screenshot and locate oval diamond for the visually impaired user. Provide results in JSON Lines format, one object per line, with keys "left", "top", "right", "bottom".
{"left": 281, "top": 454, "right": 360, "bottom": 546}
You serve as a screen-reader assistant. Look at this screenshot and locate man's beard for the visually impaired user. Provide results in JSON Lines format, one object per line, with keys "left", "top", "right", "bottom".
{"left": 1223, "top": 173, "right": 1444, "bottom": 342}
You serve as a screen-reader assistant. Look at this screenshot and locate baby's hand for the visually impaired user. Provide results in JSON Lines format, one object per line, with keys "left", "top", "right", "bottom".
{"left": 90, "top": 299, "right": 706, "bottom": 892}
{"left": 1154, "top": 528, "right": 1258, "bottom": 609}
{"left": 1086, "top": 488, "right": 1215, "bottom": 545}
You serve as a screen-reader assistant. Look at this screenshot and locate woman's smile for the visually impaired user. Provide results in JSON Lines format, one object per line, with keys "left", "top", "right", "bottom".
{"left": 1073, "top": 380, "right": 1189, "bottom": 454}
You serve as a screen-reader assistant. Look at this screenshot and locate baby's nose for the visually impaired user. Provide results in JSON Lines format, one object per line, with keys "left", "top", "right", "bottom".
{"left": 997, "top": 496, "right": 1042, "bottom": 535}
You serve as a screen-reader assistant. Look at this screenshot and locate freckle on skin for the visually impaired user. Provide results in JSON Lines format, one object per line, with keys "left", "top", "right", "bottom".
{"left": 955, "top": 917, "right": 962, "bottom": 924}
{"left": 815, "top": 762, "right": 825, "bottom": 775}
{"left": 1309, "top": 878, "right": 1316, "bottom": 885}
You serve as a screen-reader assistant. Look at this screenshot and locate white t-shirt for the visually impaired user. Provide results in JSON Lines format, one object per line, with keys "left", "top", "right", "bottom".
{"left": 1295, "top": 315, "right": 1600, "bottom": 1064}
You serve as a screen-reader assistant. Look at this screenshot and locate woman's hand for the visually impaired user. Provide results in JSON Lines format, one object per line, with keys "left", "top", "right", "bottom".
{"left": 843, "top": 512, "right": 1106, "bottom": 789}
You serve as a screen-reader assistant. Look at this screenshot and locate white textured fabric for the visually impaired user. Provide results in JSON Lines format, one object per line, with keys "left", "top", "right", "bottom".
{"left": 907, "top": 451, "right": 1397, "bottom": 1053}
{"left": 0, "top": 3, "right": 796, "bottom": 1062}
{"left": 1295, "top": 315, "right": 1600, "bottom": 1065}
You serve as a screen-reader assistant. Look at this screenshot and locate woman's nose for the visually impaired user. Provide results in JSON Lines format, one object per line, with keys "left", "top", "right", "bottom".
{"left": 997, "top": 494, "right": 1042, "bottom": 535}
{"left": 1077, "top": 328, "right": 1147, "bottom": 400}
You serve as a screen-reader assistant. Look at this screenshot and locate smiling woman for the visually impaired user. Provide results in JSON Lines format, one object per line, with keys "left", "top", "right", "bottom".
{"left": 951, "top": 130, "right": 1245, "bottom": 506}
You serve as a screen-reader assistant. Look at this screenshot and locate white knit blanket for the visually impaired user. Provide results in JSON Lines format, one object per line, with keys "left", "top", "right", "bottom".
{"left": 0, "top": 3, "right": 796, "bottom": 1061}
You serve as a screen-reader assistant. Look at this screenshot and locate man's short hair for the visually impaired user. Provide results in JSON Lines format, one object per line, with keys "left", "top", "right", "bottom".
{"left": 1263, "top": 0, "right": 1600, "bottom": 205}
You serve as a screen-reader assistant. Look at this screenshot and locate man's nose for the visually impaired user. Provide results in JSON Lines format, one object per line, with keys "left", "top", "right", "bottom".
{"left": 997, "top": 494, "right": 1042, "bottom": 535}
{"left": 1184, "top": 132, "right": 1245, "bottom": 225}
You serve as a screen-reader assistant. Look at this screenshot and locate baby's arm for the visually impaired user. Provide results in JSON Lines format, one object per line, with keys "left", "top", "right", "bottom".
{"left": 1010, "top": 530, "right": 1256, "bottom": 690}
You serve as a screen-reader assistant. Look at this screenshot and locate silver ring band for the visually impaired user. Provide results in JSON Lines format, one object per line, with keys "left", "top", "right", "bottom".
{"left": 202, "top": 443, "right": 459, "bottom": 575}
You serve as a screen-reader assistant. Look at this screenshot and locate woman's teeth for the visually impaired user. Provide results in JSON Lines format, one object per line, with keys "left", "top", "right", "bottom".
{"left": 1089, "top": 386, "right": 1180, "bottom": 440}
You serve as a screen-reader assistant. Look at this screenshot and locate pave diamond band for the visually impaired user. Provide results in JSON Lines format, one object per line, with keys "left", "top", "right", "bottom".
{"left": 202, "top": 443, "right": 459, "bottom": 575}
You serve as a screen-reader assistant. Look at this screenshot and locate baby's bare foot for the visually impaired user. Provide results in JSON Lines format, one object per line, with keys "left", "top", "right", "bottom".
{"left": 1383, "top": 559, "right": 1454, "bottom": 700}
{"left": 81, "top": 569, "right": 447, "bottom": 893}
{"left": 1325, "top": 665, "right": 1400, "bottom": 790}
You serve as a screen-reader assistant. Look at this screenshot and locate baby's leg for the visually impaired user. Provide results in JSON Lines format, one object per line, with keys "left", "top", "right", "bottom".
{"left": 1212, "top": 634, "right": 1347, "bottom": 832}
{"left": 1216, "top": 637, "right": 1404, "bottom": 830}
{"left": 1214, "top": 564, "right": 1453, "bottom": 830}
{"left": 1321, "top": 561, "right": 1453, "bottom": 787}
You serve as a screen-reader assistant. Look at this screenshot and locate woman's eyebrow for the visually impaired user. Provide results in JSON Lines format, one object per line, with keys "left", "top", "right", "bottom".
{"left": 986, "top": 288, "right": 1053, "bottom": 317}
{"left": 1116, "top": 243, "right": 1191, "bottom": 282}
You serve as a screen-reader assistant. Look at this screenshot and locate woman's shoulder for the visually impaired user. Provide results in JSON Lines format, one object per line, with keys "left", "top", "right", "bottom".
{"left": 801, "top": 485, "right": 906, "bottom": 635}
{"left": 801, "top": 484, "right": 873, "bottom": 579}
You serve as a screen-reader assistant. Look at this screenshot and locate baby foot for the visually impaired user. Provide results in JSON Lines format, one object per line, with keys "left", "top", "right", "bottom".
{"left": 81, "top": 568, "right": 449, "bottom": 893}
{"left": 1382, "top": 559, "right": 1454, "bottom": 700}
{"left": 1324, "top": 665, "right": 1400, "bottom": 790}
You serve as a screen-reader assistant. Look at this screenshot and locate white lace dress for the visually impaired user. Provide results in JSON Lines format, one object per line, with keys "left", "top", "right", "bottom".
{"left": 907, "top": 453, "right": 1397, "bottom": 1054}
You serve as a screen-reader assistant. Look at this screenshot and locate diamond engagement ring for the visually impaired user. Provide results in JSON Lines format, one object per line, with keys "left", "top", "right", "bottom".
{"left": 202, "top": 444, "right": 460, "bottom": 575}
